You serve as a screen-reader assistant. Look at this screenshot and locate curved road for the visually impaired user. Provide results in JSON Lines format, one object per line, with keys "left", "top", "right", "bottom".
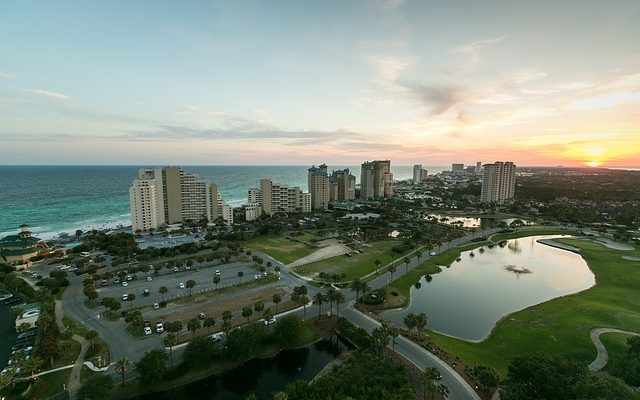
{"left": 588, "top": 327, "right": 640, "bottom": 372}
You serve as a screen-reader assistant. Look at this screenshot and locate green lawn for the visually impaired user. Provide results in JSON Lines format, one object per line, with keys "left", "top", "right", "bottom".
{"left": 421, "top": 237, "right": 640, "bottom": 373}
{"left": 296, "top": 241, "right": 399, "bottom": 280}
{"left": 244, "top": 235, "right": 317, "bottom": 264}
{"left": 599, "top": 332, "right": 633, "bottom": 373}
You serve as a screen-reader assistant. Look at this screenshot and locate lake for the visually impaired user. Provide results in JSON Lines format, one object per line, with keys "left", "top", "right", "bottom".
{"left": 136, "top": 334, "right": 350, "bottom": 400}
{"left": 382, "top": 235, "right": 595, "bottom": 341}
{"left": 425, "top": 214, "right": 529, "bottom": 229}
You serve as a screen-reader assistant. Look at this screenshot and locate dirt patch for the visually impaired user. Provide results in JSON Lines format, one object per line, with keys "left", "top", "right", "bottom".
{"left": 288, "top": 243, "right": 352, "bottom": 268}
{"left": 308, "top": 315, "right": 338, "bottom": 336}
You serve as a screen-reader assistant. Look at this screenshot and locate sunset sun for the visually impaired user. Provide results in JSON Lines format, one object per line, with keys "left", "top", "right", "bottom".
{"left": 587, "top": 161, "right": 602, "bottom": 167}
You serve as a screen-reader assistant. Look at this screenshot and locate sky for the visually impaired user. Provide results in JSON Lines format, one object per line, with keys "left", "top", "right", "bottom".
{"left": 1, "top": 0, "right": 639, "bottom": 167}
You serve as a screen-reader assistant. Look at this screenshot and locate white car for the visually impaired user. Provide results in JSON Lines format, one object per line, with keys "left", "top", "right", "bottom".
{"left": 122, "top": 294, "right": 129, "bottom": 301}
{"left": 211, "top": 332, "right": 225, "bottom": 342}
{"left": 178, "top": 282, "right": 185, "bottom": 289}
{"left": 146, "top": 276, "right": 153, "bottom": 282}
{"left": 122, "top": 281, "right": 128, "bottom": 287}
{"left": 215, "top": 270, "right": 221, "bottom": 276}
{"left": 153, "top": 302, "right": 160, "bottom": 310}
{"left": 430, "top": 251, "right": 436, "bottom": 256}
{"left": 21, "top": 309, "right": 40, "bottom": 319}
{"left": 263, "top": 317, "right": 277, "bottom": 325}
{"left": 156, "top": 322, "right": 164, "bottom": 333}
{"left": 144, "top": 326, "right": 152, "bottom": 335}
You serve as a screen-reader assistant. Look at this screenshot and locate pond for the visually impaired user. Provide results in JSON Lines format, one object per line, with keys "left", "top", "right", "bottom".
{"left": 382, "top": 235, "right": 595, "bottom": 341}
{"left": 136, "top": 334, "right": 350, "bottom": 400}
{"left": 425, "top": 214, "right": 529, "bottom": 229}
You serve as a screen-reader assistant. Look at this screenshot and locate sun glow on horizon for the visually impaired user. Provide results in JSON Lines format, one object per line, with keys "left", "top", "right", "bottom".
{"left": 587, "top": 161, "right": 602, "bottom": 167}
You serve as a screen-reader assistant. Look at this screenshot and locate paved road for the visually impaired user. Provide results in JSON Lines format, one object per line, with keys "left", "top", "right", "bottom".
{"left": 341, "top": 306, "right": 480, "bottom": 400}
{"left": 588, "top": 327, "right": 640, "bottom": 372}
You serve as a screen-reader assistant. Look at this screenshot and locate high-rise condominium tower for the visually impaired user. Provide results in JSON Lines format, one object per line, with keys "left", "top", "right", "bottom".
{"left": 329, "top": 168, "right": 356, "bottom": 202}
{"left": 308, "top": 164, "right": 330, "bottom": 210}
{"left": 129, "top": 166, "right": 230, "bottom": 233}
{"left": 361, "top": 160, "right": 394, "bottom": 199}
{"left": 481, "top": 161, "right": 516, "bottom": 203}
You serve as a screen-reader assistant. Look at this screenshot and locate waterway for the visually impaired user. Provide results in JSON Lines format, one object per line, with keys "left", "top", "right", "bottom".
{"left": 136, "top": 334, "right": 350, "bottom": 400}
{"left": 383, "top": 235, "right": 595, "bottom": 341}
{"left": 425, "top": 214, "right": 529, "bottom": 229}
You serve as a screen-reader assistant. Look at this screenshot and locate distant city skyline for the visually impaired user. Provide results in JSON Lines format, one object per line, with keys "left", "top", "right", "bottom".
{"left": 1, "top": 1, "right": 639, "bottom": 167}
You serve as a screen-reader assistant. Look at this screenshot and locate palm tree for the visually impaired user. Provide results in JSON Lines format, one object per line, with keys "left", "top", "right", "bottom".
{"left": 388, "top": 325, "right": 400, "bottom": 351}
{"left": 266, "top": 261, "right": 272, "bottom": 273}
{"left": 203, "top": 317, "right": 216, "bottom": 333}
{"left": 403, "top": 256, "right": 411, "bottom": 275}
{"left": 388, "top": 264, "right": 397, "bottom": 281}
{"left": 298, "top": 295, "right": 310, "bottom": 320}
{"left": 237, "top": 271, "right": 244, "bottom": 283}
{"left": 85, "top": 330, "right": 98, "bottom": 351}
{"left": 313, "top": 293, "right": 325, "bottom": 318}
{"left": 242, "top": 306, "right": 253, "bottom": 323}
{"left": 222, "top": 310, "right": 233, "bottom": 323}
{"left": 115, "top": 357, "right": 131, "bottom": 385}
{"left": 274, "top": 265, "right": 281, "bottom": 274}
{"left": 415, "top": 250, "right": 423, "bottom": 262}
{"left": 23, "top": 356, "right": 42, "bottom": 380}
{"left": 164, "top": 333, "right": 177, "bottom": 367}
{"left": 213, "top": 275, "right": 221, "bottom": 289}
{"left": 159, "top": 286, "right": 168, "bottom": 301}
{"left": 254, "top": 301, "right": 265, "bottom": 319}
{"left": 359, "top": 281, "right": 370, "bottom": 304}
{"left": 186, "top": 279, "right": 196, "bottom": 296}
{"left": 350, "top": 278, "right": 363, "bottom": 303}
{"left": 272, "top": 293, "right": 282, "bottom": 313}
{"left": 421, "top": 370, "right": 438, "bottom": 400}
{"left": 334, "top": 292, "right": 345, "bottom": 317}
{"left": 262, "top": 308, "right": 273, "bottom": 324}
{"left": 187, "top": 317, "right": 201, "bottom": 338}
{"left": 325, "top": 288, "right": 336, "bottom": 316}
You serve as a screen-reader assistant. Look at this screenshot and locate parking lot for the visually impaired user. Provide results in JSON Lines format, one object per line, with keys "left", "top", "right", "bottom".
{"left": 96, "top": 261, "right": 265, "bottom": 309}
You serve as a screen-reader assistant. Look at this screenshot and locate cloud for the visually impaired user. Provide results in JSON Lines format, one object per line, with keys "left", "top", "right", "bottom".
{"left": 452, "top": 37, "right": 505, "bottom": 63}
{"left": 403, "top": 83, "right": 466, "bottom": 115}
{"left": 27, "top": 89, "right": 69, "bottom": 100}
{"left": 0, "top": 70, "right": 16, "bottom": 79}
{"left": 570, "top": 91, "right": 640, "bottom": 110}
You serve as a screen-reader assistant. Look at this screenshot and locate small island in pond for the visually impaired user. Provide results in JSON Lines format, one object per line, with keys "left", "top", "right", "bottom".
{"left": 505, "top": 264, "right": 533, "bottom": 274}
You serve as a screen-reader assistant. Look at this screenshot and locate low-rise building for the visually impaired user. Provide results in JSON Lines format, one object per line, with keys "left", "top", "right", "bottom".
{"left": 0, "top": 225, "right": 44, "bottom": 264}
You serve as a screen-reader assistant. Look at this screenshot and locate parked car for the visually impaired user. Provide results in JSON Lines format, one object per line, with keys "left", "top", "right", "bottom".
{"left": 263, "top": 317, "right": 277, "bottom": 325}
{"left": 198, "top": 312, "right": 205, "bottom": 320}
{"left": 144, "top": 326, "right": 152, "bottom": 335}
{"left": 215, "top": 270, "right": 221, "bottom": 276}
{"left": 178, "top": 282, "right": 185, "bottom": 289}
{"left": 21, "top": 309, "right": 40, "bottom": 319}
{"left": 143, "top": 289, "right": 150, "bottom": 297}
{"left": 210, "top": 332, "right": 225, "bottom": 342}
{"left": 122, "top": 294, "right": 129, "bottom": 301}
{"left": 122, "top": 281, "right": 128, "bottom": 287}
{"left": 430, "top": 251, "right": 436, "bottom": 256}
{"left": 173, "top": 267, "right": 179, "bottom": 272}
{"left": 80, "top": 251, "right": 91, "bottom": 257}
{"left": 101, "top": 279, "right": 108, "bottom": 286}
{"left": 153, "top": 302, "right": 160, "bottom": 310}
{"left": 156, "top": 322, "right": 164, "bottom": 334}
{"left": 146, "top": 276, "right": 153, "bottom": 282}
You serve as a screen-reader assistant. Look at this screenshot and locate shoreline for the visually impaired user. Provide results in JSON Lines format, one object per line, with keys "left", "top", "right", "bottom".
{"left": 378, "top": 231, "right": 587, "bottom": 343}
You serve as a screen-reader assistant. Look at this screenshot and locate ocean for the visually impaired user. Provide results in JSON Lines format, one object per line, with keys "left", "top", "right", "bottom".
{"left": 0, "top": 165, "right": 447, "bottom": 239}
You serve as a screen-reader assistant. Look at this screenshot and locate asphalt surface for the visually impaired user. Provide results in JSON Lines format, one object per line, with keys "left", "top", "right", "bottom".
{"left": 54, "top": 228, "right": 508, "bottom": 394}
{"left": 97, "top": 261, "right": 261, "bottom": 309}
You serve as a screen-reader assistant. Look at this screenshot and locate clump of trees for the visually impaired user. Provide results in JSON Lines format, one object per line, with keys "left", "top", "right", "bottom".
{"left": 501, "top": 353, "right": 639, "bottom": 400}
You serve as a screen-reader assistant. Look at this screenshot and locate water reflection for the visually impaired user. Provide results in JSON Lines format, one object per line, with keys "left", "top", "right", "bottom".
{"left": 136, "top": 335, "right": 351, "bottom": 400}
{"left": 383, "top": 236, "right": 594, "bottom": 341}
{"left": 425, "top": 214, "right": 530, "bottom": 229}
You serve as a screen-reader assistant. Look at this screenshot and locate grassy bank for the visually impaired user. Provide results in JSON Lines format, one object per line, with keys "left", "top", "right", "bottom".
{"left": 295, "top": 241, "right": 397, "bottom": 279}
{"left": 423, "top": 237, "right": 640, "bottom": 373}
